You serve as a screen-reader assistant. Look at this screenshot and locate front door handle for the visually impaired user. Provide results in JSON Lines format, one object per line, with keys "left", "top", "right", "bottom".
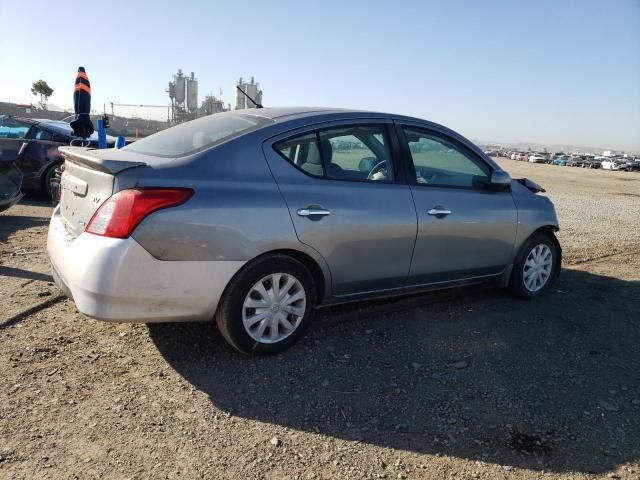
{"left": 297, "top": 207, "right": 331, "bottom": 217}
{"left": 427, "top": 207, "right": 452, "bottom": 216}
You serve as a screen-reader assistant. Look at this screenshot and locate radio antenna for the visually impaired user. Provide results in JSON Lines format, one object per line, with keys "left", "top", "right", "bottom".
{"left": 236, "top": 85, "right": 263, "bottom": 108}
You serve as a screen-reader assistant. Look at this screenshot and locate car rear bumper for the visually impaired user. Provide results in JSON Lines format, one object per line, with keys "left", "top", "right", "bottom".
{"left": 47, "top": 206, "right": 245, "bottom": 323}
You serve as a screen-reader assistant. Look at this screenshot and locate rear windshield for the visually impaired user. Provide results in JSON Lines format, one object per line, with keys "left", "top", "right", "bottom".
{"left": 123, "top": 113, "right": 272, "bottom": 157}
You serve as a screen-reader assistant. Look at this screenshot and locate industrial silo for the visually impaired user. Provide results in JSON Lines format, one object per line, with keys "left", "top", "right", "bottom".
{"left": 235, "top": 76, "right": 263, "bottom": 109}
{"left": 235, "top": 77, "right": 245, "bottom": 110}
{"left": 186, "top": 72, "right": 198, "bottom": 113}
{"left": 174, "top": 70, "right": 186, "bottom": 104}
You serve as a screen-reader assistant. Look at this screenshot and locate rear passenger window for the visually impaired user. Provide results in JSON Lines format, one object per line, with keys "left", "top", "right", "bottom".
{"left": 274, "top": 125, "right": 394, "bottom": 183}
{"left": 319, "top": 126, "right": 393, "bottom": 182}
{"left": 274, "top": 133, "right": 324, "bottom": 177}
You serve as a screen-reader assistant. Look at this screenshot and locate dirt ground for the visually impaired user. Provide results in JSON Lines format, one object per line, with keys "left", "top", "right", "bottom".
{"left": 1, "top": 160, "right": 639, "bottom": 480}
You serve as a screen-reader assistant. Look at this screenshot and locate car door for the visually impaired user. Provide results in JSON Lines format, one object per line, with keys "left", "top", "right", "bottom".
{"left": 0, "top": 117, "right": 32, "bottom": 164}
{"left": 396, "top": 123, "right": 517, "bottom": 285}
{"left": 263, "top": 121, "right": 417, "bottom": 296}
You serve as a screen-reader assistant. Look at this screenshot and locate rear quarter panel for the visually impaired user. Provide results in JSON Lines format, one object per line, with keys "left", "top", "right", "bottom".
{"left": 128, "top": 136, "right": 332, "bottom": 288}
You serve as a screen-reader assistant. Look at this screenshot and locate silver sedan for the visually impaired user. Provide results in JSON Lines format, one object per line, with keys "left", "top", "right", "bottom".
{"left": 48, "top": 107, "right": 561, "bottom": 354}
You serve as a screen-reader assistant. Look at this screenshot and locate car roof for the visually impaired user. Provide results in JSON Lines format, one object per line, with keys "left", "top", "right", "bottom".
{"left": 243, "top": 107, "right": 351, "bottom": 120}
{"left": 12, "top": 117, "right": 116, "bottom": 142}
{"left": 235, "top": 106, "right": 424, "bottom": 123}
{"left": 228, "top": 106, "right": 469, "bottom": 138}
{"left": 210, "top": 107, "right": 502, "bottom": 171}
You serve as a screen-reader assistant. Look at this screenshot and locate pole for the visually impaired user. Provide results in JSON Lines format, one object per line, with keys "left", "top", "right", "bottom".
{"left": 96, "top": 118, "right": 107, "bottom": 149}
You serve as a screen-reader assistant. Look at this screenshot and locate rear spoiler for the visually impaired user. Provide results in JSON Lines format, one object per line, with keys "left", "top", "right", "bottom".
{"left": 515, "top": 178, "right": 545, "bottom": 193}
{"left": 59, "top": 146, "right": 146, "bottom": 174}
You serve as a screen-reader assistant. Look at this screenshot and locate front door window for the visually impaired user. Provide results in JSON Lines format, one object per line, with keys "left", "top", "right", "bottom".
{"left": 403, "top": 127, "right": 490, "bottom": 189}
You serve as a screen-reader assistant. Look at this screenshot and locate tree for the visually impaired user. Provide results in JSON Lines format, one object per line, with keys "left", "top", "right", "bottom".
{"left": 31, "top": 80, "right": 54, "bottom": 109}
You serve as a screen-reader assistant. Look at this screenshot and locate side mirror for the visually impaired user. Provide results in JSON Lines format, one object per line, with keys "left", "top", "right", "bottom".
{"left": 490, "top": 171, "right": 511, "bottom": 188}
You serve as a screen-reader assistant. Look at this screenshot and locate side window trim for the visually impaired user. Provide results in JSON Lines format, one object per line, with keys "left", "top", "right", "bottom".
{"left": 395, "top": 122, "right": 494, "bottom": 190}
{"left": 272, "top": 122, "right": 405, "bottom": 185}
{"left": 24, "top": 125, "right": 39, "bottom": 140}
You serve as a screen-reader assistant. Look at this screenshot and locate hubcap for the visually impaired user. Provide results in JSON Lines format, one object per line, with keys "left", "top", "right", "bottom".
{"left": 523, "top": 244, "right": 553, "bottom": 292}
{"left": 242, "top": 273, "right": 306, "bottom": 344}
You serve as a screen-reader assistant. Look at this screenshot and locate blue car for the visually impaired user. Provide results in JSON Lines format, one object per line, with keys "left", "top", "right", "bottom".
{"left": 553, "top": 155, "right": 570, "bottom": 166}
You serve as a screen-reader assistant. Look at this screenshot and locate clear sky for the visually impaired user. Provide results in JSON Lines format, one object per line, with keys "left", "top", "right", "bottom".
{"left": 1, "top": 0, "right": 639, "bottom": 151}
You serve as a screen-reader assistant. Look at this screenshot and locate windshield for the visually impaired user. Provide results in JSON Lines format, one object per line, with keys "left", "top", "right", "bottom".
{"left": 123, "top": 113, "right": 272, "bottom": 157}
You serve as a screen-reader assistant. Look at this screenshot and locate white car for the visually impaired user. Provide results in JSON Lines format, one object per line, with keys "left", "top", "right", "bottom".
{"left": 528, "top": 154, "right": 547, "bottom": 164}
{"left": 601, "top": 159, "right": 622, "bottom": 170}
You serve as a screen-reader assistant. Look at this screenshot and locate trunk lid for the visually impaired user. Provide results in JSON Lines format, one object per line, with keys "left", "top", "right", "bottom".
{"left": 58, "top": 147, "right": 147, "bottom": 237}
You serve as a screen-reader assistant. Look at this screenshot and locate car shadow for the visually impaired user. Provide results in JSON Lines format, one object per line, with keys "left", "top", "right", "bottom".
{"left": 0, "top": 196, "right": 51, "bottom": 244}
{"left": 0, "top": 215, "right": 50, "bottom": 244}
{"left": 149, "top": 269, "right": 640, "bottom": 474}
{"left": 0, "top": 265, "right": 53, "bottom": 283}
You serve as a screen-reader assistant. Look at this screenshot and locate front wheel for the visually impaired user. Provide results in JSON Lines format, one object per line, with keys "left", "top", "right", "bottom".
{"left": 215, "top": 254, "right": 316, "bottom": 355}
{"left": 509, "top": 232, "right": 560, "bottom": 299}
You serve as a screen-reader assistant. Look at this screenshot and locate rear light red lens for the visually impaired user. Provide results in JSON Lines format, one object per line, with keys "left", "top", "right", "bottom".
{"left": 86, "top": 188, "right": 193, "bottom": 238}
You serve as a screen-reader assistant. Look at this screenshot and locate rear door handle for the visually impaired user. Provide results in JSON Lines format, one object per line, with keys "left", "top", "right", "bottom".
{"left": 427, "top": 208, "right": 452, "bottom": 216}
{"left": 297, "top": 207, "right": 331, "bottom": 217}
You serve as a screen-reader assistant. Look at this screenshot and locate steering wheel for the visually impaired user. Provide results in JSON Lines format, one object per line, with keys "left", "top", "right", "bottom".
{"left": 416, "top": 170, "right": 438, "bottom": 184}
{"left": 367, "top": 160, "right": 388, "bottom": 181}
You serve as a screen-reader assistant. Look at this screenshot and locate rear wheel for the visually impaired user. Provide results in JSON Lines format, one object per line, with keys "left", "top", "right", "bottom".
{"left": 43, "top": 163, "right": 61, "bottom": 199}
{"left": 215, "top": 254, "right": 316, "bottom": 355}
{"left": 509, "top": 232, "right": 560, "bottom": 299}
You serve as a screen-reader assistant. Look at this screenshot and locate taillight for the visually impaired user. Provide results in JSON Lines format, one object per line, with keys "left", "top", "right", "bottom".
{"left": 86, "top": 188, "right": 193, "bottom": 238}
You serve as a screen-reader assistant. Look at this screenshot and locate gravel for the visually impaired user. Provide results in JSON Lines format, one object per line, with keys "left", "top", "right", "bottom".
{"left": 494, "top": 158, "right": 640, "bottom": 265}
{"left": 1, "top": 163, "right": 639, "bottom": 479}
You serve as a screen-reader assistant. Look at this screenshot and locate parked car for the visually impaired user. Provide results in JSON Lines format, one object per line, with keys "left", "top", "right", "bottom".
{"left": 567, "top": 156, "right": 586, "bottom": 167}
{"left": 0, "top": 154, "right": 23, "bottom": 212}
{"left": 622, "top": 158, "right": 640, "bottom": 171}
{"left": 583, "top": 158, "right": 602, "bottom": 169}
{"left": 553, "top": 155, "right": 570, "bottom": 166}
{"left": 528, "top": 153, "right": 546, "bottom": 164}
{"left": 48, "top": 107, "right": 562, "bottom": 355}
{"left": 0, "top": 116, "right": 115, "bottom": 197}
{"left": 601, "top": 158, "right": 623, "bottom": 170}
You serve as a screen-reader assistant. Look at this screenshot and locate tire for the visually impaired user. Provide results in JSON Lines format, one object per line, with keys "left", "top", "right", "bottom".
{"left": 215, "top": 254, "right": 316, "bottom": 355}
{"left": 43, "top": 163, "right": 60, "bottom": 199}
{"left": 509, "top": 232, "right": 560, "bottom": 300}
